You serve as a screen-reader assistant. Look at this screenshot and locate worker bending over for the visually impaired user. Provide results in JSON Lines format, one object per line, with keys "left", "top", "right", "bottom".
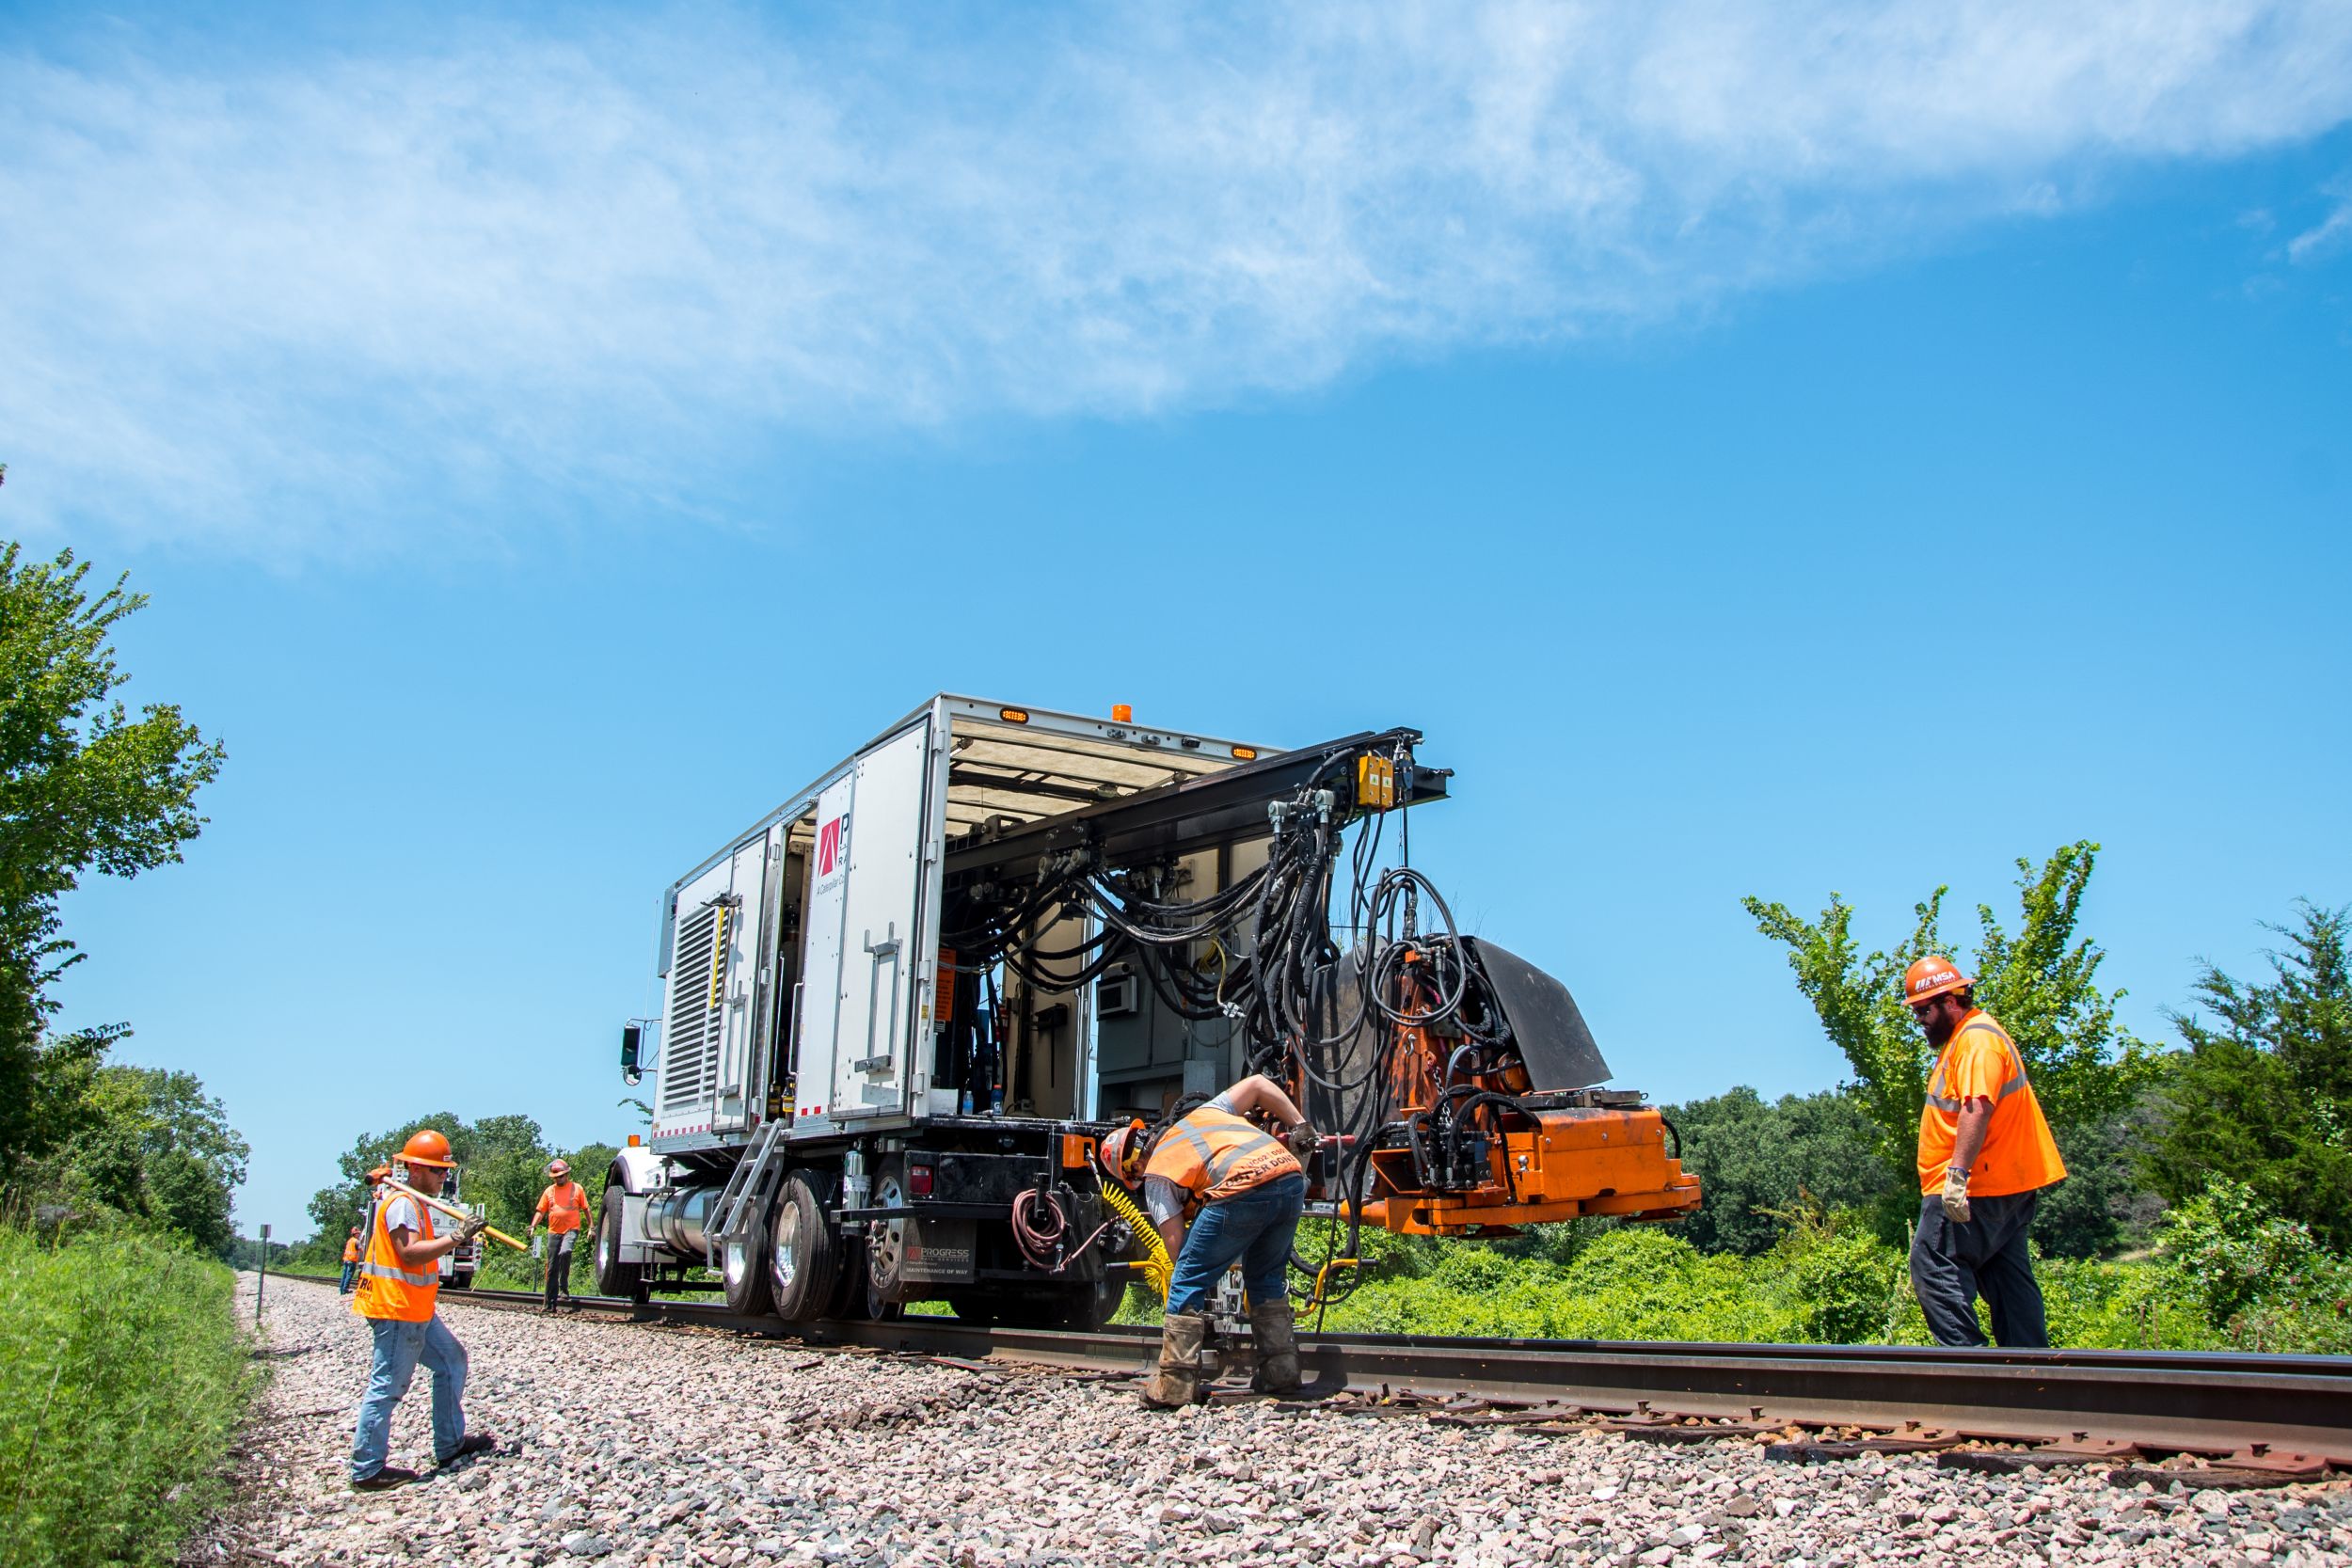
{"left": 349, "top": 1129, "right": 495, "bottom": 1490}
{"left": 1903, "top": 957, "right": 2068, "bottom": 1348}
{"left": 531, "top": 1159, "right": 589, "bottom": 1314}
{"left": 1102, "top": 1073, "right": 1317, "bottom": 1407}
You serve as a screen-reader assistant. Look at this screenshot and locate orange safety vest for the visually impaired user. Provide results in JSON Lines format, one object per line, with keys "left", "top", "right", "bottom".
{"left": 535, "top": 1180, "right": 588, "bottom": 1235}
{"left": 1143, "top": 1106, "right": 1303, "bottom": 1204}
{"left": 1916, "top": 1009, "right": 2068, "bottom": 1197}
{"left": 351, "top": 1191, "right": 440, "bottom": 1323}
{"left": 342, "top": 1236, "right": 359, "bottom": 1264}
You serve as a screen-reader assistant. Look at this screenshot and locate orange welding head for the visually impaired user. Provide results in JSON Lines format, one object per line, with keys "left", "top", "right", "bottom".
{"left": 1097, "top": 1120, "right": 1148, "bottom": 1189}
{"left": 1900, "top": 955, "right": 1974, "bottom": 1010}
{"left": 399, "top": 1128, "right": 457, "bottom": 1168}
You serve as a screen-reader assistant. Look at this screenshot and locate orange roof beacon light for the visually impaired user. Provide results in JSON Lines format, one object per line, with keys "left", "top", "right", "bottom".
{"left": 1111, "top": 704, "right": 1133, "bottom": 723}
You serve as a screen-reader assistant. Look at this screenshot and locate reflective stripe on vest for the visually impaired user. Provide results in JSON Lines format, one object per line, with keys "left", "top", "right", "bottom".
{"left": 1147, "top": 1107, "right": 1296, "bottom": 1201}
{"left": 1925, "top": 1022, "right": 2027, "bottom": 1112}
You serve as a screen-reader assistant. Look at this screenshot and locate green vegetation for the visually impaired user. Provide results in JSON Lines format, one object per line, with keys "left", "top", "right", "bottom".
{"left": 0, "top": 1227, "right": 259, "bottom": 1568}
{"left": 2142, "top": 903, "right": 2352, "bottom": 1250}
{"left": 0, "top": 539, "right": 251, "bottom": 1568}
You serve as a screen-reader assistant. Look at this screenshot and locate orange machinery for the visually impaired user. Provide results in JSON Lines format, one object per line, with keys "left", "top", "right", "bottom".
{"left": 1287, "top": 912, "right": 1699, "bottom": 1239}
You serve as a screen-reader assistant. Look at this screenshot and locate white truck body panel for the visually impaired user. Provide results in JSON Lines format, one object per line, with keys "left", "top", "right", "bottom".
{"left": 645, "top": 696, "right": 1268, "bottom": 1158}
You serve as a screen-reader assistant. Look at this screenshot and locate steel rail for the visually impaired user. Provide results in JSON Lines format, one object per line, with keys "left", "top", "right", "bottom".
{"left": 279, "top": 1275, "right": 2352, "bottom": 1463}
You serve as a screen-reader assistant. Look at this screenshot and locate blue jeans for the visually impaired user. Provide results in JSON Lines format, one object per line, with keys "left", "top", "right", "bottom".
{"left": 1167, "top": 1174, "right": 1306, "bottom": 1315}
{"left": 339, "top": 1262, "right": 356, "bottom": 1293}
{"left": 350, "top": 1313, "right": 469, "bottom": 1480}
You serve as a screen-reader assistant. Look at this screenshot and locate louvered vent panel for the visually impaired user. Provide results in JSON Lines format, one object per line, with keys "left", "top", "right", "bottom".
{"left": 661, "top": 905, "right": 722, "bottom": 1113}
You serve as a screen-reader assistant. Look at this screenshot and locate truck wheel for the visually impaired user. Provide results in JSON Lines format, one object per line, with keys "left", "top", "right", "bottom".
{"left": 595, "top": 1189, "right": 644, "bottom": 1300}
{"left": 861, "top": 1160, "right": 911, "bottom": 1318}
{"left": 768, "top": 1170, "right": 837, "bottom": 1323}
{"left": 721, "top": 1195, "right": 775, "bottom": 1317}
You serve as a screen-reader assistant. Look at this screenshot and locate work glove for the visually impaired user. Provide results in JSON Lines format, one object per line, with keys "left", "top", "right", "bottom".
{"left": 1941, "top": 1166, "right": 1972, "bottom": 1225}
{"left": 458, "top": 1215, "right": 488, "bottom": 1243}
{"left": 1282, "top": 1122, "right": 1321, "bottom": 1161}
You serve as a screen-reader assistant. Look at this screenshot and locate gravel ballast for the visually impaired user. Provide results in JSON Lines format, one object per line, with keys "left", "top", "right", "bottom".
{"left": 220, "top": 1274, "right": 2352, "bottom": 1567}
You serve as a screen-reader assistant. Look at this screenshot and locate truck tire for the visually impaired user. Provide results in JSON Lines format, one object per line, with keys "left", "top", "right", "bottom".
{"left": 768, "top": 1170, "right": 837, "bottom": 1323}
{"left": 721, "top": 1192, "right": 775, "bottom": 1317}
{"left": 861, "top": 1159, "right": 911, "bottom": 1318}
{"left": 596, "top": 1189, "right": 645, "bottom": 1302}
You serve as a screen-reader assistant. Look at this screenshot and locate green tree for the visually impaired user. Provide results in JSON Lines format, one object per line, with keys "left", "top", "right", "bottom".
{"left": 1661, "top": 1085, "right": 1894, "bottom": 1253}
{"left": 0, "top": 544, "right": 225, "bottom": 1186}
{"left": 14, "top": 1059, "right": 248, "bottom": 1255}
{"left": 1745, "top": 842, "right": 2158, "bottom": 1228}
{"left": 2142, "top": 903, "right": 2352, "bottom": 1249}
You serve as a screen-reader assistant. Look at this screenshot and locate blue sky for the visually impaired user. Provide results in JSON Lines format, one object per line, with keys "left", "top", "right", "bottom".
{"left": 7, "top": 3, "right": 2350, "bottom": 1238}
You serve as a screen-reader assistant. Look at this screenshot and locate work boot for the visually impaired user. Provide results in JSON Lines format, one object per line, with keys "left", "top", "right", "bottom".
{"left": 1140, "top": 1311, "right": 1212, "bottom": 1409}
{"left": 1248, "top": 1298, "right": 1302, "bottom": 1395}
{"left": 350, "top": 1465, "right": 420, "bottom": 1492}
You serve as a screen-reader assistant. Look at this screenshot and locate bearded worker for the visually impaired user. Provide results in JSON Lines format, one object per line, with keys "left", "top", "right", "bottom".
{"left": 1901, "top": 956, "right": 2068, "bottom": 1348}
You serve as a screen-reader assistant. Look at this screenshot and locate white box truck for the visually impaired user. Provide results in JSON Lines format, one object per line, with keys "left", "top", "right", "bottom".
{"left": 595, "top": 693, "right": 1693, "bottom": 1325}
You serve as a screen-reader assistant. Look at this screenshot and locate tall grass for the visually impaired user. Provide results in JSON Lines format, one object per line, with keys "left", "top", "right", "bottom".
{"left": 0, "top": 1226, "right": 259, "bottom": 1568}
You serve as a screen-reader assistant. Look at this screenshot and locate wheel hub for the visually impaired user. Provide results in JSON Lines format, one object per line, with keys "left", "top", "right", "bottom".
{"left": 773, "top": 1203, "right": 803, "bottom": 1291}
{"left": 868, "top": 1173, "right": 906, "bottom": 1297}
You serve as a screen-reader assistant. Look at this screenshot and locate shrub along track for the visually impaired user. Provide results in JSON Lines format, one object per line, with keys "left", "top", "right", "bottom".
{"left": 283, "top": 1274, "right": 2352, "bottom": 1490}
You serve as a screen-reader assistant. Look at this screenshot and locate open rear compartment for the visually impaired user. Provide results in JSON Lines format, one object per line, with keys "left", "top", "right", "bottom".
{"left": 931, "top": 706, "right": 1265, "bottom": 1125}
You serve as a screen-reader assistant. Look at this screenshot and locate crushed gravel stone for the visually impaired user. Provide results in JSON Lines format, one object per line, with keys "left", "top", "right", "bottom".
{"left": 208, "top": 1274, "right": 2352, "bottom": 1567}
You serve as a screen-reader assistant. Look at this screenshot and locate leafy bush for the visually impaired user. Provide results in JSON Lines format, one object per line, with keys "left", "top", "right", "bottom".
{"left": 1756, "top": 1205, "right": 1907, "bottom": 1344}
{"left": 2151, "top": 1176, "right": 2352, "bottom": 1353}
{"left": 0, "top": 1225, "right": 258, "bottom": 1568}
{"left": 2156, "top": 1177, "right": 2325, "bottom": 1325}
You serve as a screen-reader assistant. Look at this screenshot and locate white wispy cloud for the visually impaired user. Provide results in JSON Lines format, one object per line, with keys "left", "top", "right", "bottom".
{"left": 4, "top": 2, "right": 2350, "bottom": 554}
{"left": 2289, "top": 191, "right": 2352, "bottom": 262}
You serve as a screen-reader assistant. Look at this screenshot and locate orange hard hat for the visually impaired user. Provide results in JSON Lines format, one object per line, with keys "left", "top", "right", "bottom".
{"left": 1900, "top": 955, "right": 1975, "bottom": 1009}
{"left": 547, "top": 1159, "right": 570, "bottom": 1178}
{"left": 1098, "top": 1120, "right": 1148, "bottom": 1188}
{"left": 399, "top": 1128, "right": 456, "bottom": 1168}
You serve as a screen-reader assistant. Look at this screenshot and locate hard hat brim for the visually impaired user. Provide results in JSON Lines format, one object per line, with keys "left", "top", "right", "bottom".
{"left": 400, "top": 1153, "right": 457, "bottom": 1168}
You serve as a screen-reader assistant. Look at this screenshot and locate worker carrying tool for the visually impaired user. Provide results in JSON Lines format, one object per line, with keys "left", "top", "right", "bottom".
{"left": 531, "top": 1159, "right": 589, "bottom": 1314}
{"left": 348, "top": 1129, "right": 498, "bottom": 1491}
{"left": 339, "top": 1227, "right": 361, "bottom": 1293}
{"left": 1903, "top": 956, "right": 2068, "bottom": 1348}
{"left": 1102, "top": 1074, "right": 1319, "bottom": 1408}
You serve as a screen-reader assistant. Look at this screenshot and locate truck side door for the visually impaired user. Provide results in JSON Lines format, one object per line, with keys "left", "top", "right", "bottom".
{"left": 803, "top": 719, "right": 934, "bottom": 1125}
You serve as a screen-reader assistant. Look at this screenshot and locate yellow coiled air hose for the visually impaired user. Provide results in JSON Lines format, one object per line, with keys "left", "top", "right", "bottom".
{"left": 1098, "top": 1180, "right": 1172, "bottom": 1302}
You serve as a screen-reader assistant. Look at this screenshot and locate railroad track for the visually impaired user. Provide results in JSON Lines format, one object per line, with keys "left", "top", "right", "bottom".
{"left": 276, "top": 1273, "right": 2352, "bottom": 1486}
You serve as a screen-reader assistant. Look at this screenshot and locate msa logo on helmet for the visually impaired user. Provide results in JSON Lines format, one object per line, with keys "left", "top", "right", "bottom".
{"left": 817, "top": 813, "right": 849, "bottom": 878}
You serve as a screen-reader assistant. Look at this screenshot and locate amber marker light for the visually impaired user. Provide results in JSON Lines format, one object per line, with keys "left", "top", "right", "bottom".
{"left": 999, "top": 707, "right": 1030, "bottom": 723}
{"left": 1232, "top": 745, "right": 1258, "bottom": 760}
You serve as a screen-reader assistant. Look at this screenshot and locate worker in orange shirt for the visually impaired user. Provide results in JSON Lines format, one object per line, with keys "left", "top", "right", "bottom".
{"left": 349, "top": 1130, "right": 493, "bottom": 1490}
{"left": 339, "top": 1227, "right": 361, "bottom": 1293}
{"left": 1101, "top": 1074, "right": 1318, "bottom": 1407}
{"left": 531, "top": 1158, "right": 590, "bottom": 1314}
{"left": 1901, "top": 957, "right": 2068, "bottom": 1348}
